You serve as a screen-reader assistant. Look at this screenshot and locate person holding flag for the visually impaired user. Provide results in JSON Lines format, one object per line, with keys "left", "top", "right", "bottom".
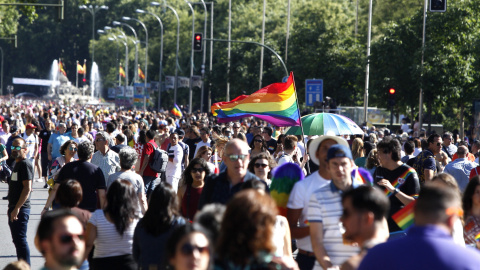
{"left": 171, "top": 104, "right": 182, "bottom": 118}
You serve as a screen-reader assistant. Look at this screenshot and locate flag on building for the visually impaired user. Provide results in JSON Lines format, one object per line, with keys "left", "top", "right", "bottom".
{"left": 211, "top": 72, "right": 301, "bottom": 127}
{"left": 59, "top": 60, "right": 66, "bottom": 76}
{"left": 171, "top": 103, "right": 183, "bottom": 117}
{"left": 119, "top": 64, "right": 126, "bottom": 78}
{"left": 138, "top": 65, "right": 145, "bottom": 80}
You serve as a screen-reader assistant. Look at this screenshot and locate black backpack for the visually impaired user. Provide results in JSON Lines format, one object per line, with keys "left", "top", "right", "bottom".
{"left": 148, "top": 142, "right": 168, "bottom": 173}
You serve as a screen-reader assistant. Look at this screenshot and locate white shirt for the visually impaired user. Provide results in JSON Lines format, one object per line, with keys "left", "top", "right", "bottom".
{"left": 22, "top": 132, "right": 38, "bottom": 159}
{"left": 194, "top": 139, "right": 211, "bottom": 157}
{"left": 166, "top": 144, "right": 183, "bottom": 178}
{"left": 286, "top": 171, "right": 330, "bottom": 252}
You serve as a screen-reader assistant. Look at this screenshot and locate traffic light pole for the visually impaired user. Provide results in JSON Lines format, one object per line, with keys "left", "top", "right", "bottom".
{"left": 418, "top": 0, "right": 428, "bottom": 136}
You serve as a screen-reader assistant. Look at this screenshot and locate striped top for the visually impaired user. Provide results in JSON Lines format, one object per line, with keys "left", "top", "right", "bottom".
{"left": 307, "top": 181, "right": 359, "bottom": 267}
{"left": 89, "top": 209, "right": 139, "bottom": 258}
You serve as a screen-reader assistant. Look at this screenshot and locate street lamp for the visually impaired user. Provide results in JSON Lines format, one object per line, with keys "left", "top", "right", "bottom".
{"left": 79, "top": 4, "right": 108, "bottom": 65}
{"left": 190, "top": 1, "right": 208, "bottom": 113}
{"left": 98, "top": 29, "right": 120, "bottom": 86}
{"left": 136, "top": 8, "right": 164, "bottom": 110}
{"left": 106, "top": 26, "right": 131, "bottom": 87}
{"left": 151, "top": 1, "right": 180, "bottom": 105}
{"left": 185, "top": 1, "right": 195, "bottom": 114}
{"left": 113, "top": 20, "right": 139, "bottom": 83}
{"left": 123, "top": 16, "right": 148, "bottom": 89}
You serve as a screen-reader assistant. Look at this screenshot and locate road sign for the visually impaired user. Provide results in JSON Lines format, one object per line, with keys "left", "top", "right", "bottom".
{"left": 305, "top": 79, "right": 323, "bottom": 106}
{"left": 282, "top": 76, "right": 289, "bottom": 83}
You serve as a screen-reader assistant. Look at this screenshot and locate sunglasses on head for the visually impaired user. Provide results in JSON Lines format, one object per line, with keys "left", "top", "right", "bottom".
{"left": 191, "top": 168, "right": 205, "bottom": 173}
{"left": 180, "top": 243, "right": 209, "bottom": 256}
{"left": 11, "top": 146, "right": 24, "bottom": 151}
{"left": 254, "top": 163, "right": 268, "bottom": 168}
{"left": 227, "top": 154, "right": 247, "bottom": 161}
{"left": 59, "top": 234, "right": 84, "bottom": 244}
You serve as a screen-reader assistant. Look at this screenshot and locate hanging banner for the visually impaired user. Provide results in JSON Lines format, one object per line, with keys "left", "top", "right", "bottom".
{"left": 165, "top": 76, "right": 175, "bottom": 89}
{"left": 178, "top": 76, "right": 190, "bottom": 88}
{"left": 192, "top": 76, "right": 202, "bottom": 88}
{"left": 125, "top": 86, "right": 134, "bottom": 97}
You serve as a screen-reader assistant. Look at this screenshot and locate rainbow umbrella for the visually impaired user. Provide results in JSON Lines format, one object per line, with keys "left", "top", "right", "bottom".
{"left": 285, "top": 113, "right": 363, "bottom": 136}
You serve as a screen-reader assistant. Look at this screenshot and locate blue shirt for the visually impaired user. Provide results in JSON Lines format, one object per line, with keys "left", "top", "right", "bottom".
{"left": 48, "top": 132, "right": 73, "bottom": 159}
{"left": 444, "top": 158, "right": 478, "bottom": 192}
{"left": 358, "top": 225, "right": 480, "bottom": 270}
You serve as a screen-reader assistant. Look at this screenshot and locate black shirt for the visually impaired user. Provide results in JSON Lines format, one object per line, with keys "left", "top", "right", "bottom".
{"left": 266, "top": 138, "right": 277, "bottom": 155}
{"left": 373, "top": 164, "right": 420, "bottom": 232}
{"left": 184, "top": 137, "right": 202, "bottom": 161}
{"left": 8, "top": 159, "right": 34, "bottom": 209}
{"left": 38, "top": 130, "right": 52, "bottom": 154}
{"left": 56, "top": 160, "right": 106, "bottom": 212}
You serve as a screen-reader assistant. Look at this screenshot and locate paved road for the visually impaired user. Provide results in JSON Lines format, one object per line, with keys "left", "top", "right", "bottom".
{"left": 0, "top": 180, "right": 49, "bottom": 269}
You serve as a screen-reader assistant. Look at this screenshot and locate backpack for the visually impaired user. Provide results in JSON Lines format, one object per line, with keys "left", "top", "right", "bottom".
{"left": 148, "top": 142, "right": 168, "bottom": 173}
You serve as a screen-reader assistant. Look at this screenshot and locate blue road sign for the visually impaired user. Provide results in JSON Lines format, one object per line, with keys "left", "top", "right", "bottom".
{"left": 282, "top": 76, "right": 289, "bottom": 83}
{"left": 305, "top": 79, "right": 323, "bottom": 106}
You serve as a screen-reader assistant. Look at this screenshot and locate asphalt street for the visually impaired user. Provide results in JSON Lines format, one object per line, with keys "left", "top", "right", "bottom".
{"left": 0, "top": 179, "right": 49, "bottom": 269}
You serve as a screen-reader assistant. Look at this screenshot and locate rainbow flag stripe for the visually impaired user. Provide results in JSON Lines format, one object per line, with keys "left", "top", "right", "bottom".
{"left": 392, "top": 200, "right": 416, "bottom": 231}
{"left": 385, "top": 168, "right": 416, "bottom": 197}
{"left": 211, "top": 72, "right": 301, "bottom": 127}
{"left": 475, "top": 232, "right": 480, "bottom": 241}
{"left": 171, "top": 104, "right": 183, "bottom": 117}
{"left": 353, "top": 167, "right": 373, "bottom": 186}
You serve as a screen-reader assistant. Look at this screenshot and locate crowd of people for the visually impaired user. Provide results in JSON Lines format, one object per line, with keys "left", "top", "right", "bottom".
{"left": 1, "top": 98, "right": 480, "bottom": 270}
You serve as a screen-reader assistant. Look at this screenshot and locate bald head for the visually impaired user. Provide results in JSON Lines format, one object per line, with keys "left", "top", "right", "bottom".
{"left": 457, "top": 145, "right": 468, "bottom": 158}
{"left": 224, "top": 138, "right": 250, "bottom": 154}
{"left": 223, "top": 138, "right": 250, "bottom": 183}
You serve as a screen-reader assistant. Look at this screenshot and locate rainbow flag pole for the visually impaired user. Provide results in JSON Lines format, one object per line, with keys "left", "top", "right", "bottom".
{"left": 291, "top": 72, "right": 310, "bottom": 174}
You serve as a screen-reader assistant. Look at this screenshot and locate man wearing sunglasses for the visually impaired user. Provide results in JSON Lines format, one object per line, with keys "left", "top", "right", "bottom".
{"left": 198, "top": 138, "right": 264, "bottom": 209}
{"left": 359, "top": 185, "right": 480, "bottom": 270}
{"left": 35, "top": 209, "right": 85, "bottom": 270}
{"left": 7, "top": 137, "right": 34, "bottom": 265}
{"left": 412, "top": 134, "right": 442, "bottom": 184}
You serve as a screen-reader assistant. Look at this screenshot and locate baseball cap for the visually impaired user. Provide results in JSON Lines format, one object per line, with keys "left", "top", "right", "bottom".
{"left": 326, "top": 144, "right": 353, "bottom": 161}
{"left": 10, "top": 126, "right": 18, "bottom": 133}
{"left": 308, "top": 135, "right": 349, "bottom": 165}
{"left": 26, "top": 123, "right": 36, "bottom": 129}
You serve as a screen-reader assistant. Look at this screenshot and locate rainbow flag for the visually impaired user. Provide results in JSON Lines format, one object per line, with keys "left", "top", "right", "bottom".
{"left": 392, "top": 200, "right": 416, "bottom": 231}
{"left": 211, "top": 72, "right": 301, "bottom": 127}
{"left": 171, "top": 104, "right": 183, "bottom": 117}
{"left": 270, "top": 163, "right": 305, "bottom": 217}
{"left": 384, "top": 167, "right": 416, "bottom": 197}
{"left": 475, "top": 232, "right": 480, "bottom": 241}
{"left": 352, "top": 167, "right": 373, "bottom": 186}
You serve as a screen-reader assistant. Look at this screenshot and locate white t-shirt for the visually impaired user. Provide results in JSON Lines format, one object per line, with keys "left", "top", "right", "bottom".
{"left": 286, "top": 171, "right": 329, "bottom": 252}
{"left": 22, "top": 132, "right": 38, "bottom": 159}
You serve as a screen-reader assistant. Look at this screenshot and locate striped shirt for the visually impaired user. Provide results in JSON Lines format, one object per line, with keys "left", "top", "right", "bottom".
{"left": 307, "top": 181, "right": 359, "bottom": 268}
{"left": 89, "top": 210, "right": 139, "bottom": 258}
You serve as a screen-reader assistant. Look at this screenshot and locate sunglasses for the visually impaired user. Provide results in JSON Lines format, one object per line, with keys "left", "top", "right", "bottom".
{"left": 59, "top": 234, "right": 84, "bottom": 244}
{"left": 11, "top": 146, "right": 24, "bottom": 151}
{"left": 191, "top": 168, "right": 205, "bottom": 173}
{"left": 95, "top": 138, "right": 106, "bottom": 142}
{"left": 180, "top": 243, "right": 209, "bottom": 256}
{"left": 254, "top": 163, "right": 268, "bottom": 168}
{"left": 227, "top": 154, "right": 248, "bottom": 161}
{"left": 69, "top": 146, "right": 77, "bottom": 151}
{"left": 254, "top": 139, "right": 263, "bottom": 143}
{"left": 436, "top": 142, "right": 442, "bottom": 146}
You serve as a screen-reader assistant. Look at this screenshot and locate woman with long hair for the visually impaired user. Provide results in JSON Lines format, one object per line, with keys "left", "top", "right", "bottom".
{"left": 463, "top": 176, "right": 480, "bottom": 248}
{"left": 133, "top": 183, "right": 186, "bottom": 269}
{"left": 134, "top": 130, "right": 147, "bottom": 172}
{"left": 351, "top": 138, "right": 364, "bottom": 164}
{"left": 249, "top": 134, "right": 270, "bottom": 157}
{"left": 85, "top": 180, "right": 139, "bottom": 269}
{"left": 166, "top": 224, "right": 211, "bottom": 270}
{"left": 178, "top": 158, "right": 211, "bottom": 221}
{"left": 195, "top": 146, "right": 215, "bottom": 173}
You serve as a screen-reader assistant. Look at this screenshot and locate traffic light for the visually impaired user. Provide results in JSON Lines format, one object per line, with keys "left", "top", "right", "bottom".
{"left": 57, "top": 0, "right": 65, "bottom": 21}
{"left": 430, "top": 0, "right": 446, "bottom": 12}
{"left": 193, "top": 33, "right": 202, "bottom": 52}
{"left": 82, "top": 78, "right": 87, "bottom": 86}
{"left": 388, "top": 88, "right": 396, "bottom": 107}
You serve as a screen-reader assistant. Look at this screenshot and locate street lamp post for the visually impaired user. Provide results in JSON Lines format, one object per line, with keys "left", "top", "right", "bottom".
{"left": 123, "top": 16, "right": 148, "bottom": 88}
{"left": 190, "top": 1, "right": 208, "bottom": 113}
{"left": 79, "top": 4, "right": 108, "bottom": 65}
{"left": 99, "top": 29, "right": 120, "bottom": 86}
{"left": 185, "top": 1, "right": 195, "bottom": 114}
{"left": 113, "top": 21, "right": 139, "bottom": 84}
{"left": 136, "top": 8, "right": 164, "bottom": 110}
{"left": 107, "top": 26, "right": 130, "bottom": 87}
{"left": 152, "top": 1, "right": 180, "bottom": 105}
